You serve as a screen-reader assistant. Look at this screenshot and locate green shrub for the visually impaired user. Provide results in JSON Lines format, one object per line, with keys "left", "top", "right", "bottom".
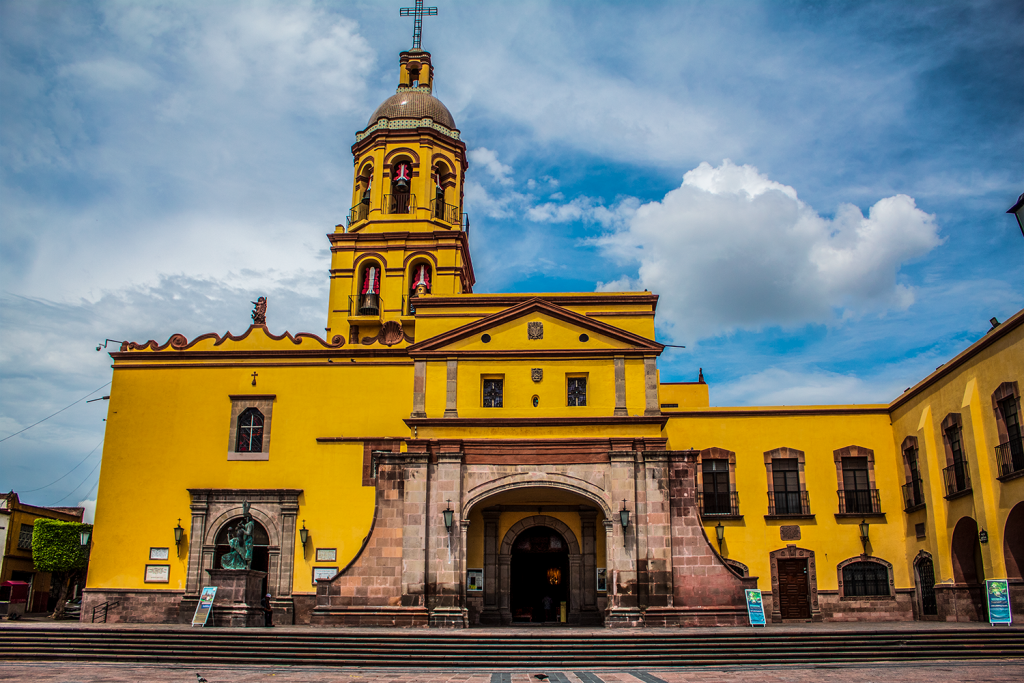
{"left": 31, "top": 519, "right": 92, "bottom": 572}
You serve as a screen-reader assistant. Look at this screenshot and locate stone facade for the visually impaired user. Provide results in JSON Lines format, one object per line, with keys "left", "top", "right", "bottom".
{"left": 80, "top": 588, "right": 183, "bottom": 624}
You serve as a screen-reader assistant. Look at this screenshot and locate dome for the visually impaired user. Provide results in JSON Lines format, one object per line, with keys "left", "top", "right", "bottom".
{"left": 368, "top": 90, "right": 456, "bottom": 130}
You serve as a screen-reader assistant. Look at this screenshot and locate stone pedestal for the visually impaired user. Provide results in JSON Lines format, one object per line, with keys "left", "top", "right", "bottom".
{"left": 205, "top": 569, "right": 267, "bottom": 627}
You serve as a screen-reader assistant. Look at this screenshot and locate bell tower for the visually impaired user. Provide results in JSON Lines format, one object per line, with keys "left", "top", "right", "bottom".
{"left": 326, "top": 40, "right": 473, "bottom": 346}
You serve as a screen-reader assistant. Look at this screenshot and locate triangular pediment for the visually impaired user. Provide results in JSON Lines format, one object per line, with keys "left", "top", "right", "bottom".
{"left": 408, "top": 298, "right": 663, "bottom": 356}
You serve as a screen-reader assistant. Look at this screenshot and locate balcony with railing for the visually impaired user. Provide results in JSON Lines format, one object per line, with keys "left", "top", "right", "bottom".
{"left": 347, "top": 200, "right": 369, "bottom": 227}
{"left": 384, "top": 193, "right": 415, "bottom": 215}
{"left": 996, "top": 437, "right": 1024, "bottom": 480}
{"left": 348, "top": 294, "right": 382, "bottom": 319}
{"left": 698, "top": 491, "right": 740, "bottom": 517}
{"left": 942, "top": 461, "right": 972, "bottom": 499}
{"left": 902, "top": 479, "right": 926, "bottom": 512}
{"left": 430, "top": 198, "right": 461, "bottom": 225}
{"left": 837, "top": 488, "right": 881, "bottom": 515}
{"left": 767, "top": 490, "right": 811, "bottom": 517}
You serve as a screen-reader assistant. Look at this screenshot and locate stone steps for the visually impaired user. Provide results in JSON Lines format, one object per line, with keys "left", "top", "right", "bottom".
{"left": 2, "top": 626, "right": 1022, "bottom": 668}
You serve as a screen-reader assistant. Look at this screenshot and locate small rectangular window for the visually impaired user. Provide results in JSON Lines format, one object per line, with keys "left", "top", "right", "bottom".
{"left": 567, "top": 376, "right": 587, "bottom": 407}
{"left": 18, "top": 523, "right": 33, "bottom": 550}
{"left": 482, "top": 378, "right": 503, "bottom": 408}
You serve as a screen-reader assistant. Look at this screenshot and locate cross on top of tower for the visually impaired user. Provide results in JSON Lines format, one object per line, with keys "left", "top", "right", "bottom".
{"left": 400, "top": 0, "right": 438, "bottom": 50}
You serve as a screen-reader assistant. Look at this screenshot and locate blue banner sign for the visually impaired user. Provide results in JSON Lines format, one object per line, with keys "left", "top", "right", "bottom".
{"left": 745, "top": 588, "right": 766, "bottom": 627}
{"left": 192, "top": 586, "right": 218, "bottom": 627}
{"left": 986, "top": 579, "right": 1012, "bottom": 625}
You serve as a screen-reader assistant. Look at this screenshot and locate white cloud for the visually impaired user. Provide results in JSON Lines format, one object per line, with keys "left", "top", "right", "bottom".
{"left": 78, "top": 499, "right": 97, "bottom": 524}
{"left": 595, "top": 161, "right": 942, "bottom": 342}
{"left": 468, "top": 147, "right": 515, "bottom": 186}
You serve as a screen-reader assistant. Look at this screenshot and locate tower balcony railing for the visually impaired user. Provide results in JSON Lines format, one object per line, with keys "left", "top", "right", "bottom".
{"left": 996, "top": 437, "right": 1024, "bottom": 479}
{"left": 430, "top": 198, "right": 461, "bottom": 225}
{"left": 698, "top": 491, "right": 739, "bottom": 517}
{"left": 384, "top": 193, "right": 415, "bottom": 215}
{"left": 347, "top": 201, "right": 369, "bottom": 226}
{"left": 942, "top": 461, "right": 971, "bottom": 499}
{"left": 349, "top": 294, "right": 382, "bottom": 318}
{"left": 837, "top": 488, "right": 881, "bottom": 515}
{"left": 767, "top": 490, "right": 810, "bottom": 516}
{"left": 902, "top": 479, "right": 926, "bottom": 511}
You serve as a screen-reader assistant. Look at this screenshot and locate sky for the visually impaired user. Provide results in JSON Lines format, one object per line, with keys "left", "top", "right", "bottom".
{"left": 2, "top": 0, "right": 1022, "bottom": 518}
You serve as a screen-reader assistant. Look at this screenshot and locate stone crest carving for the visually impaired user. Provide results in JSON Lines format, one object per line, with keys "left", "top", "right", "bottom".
{"left": 780, "top": 525, "right": 801, "bottom": 541}
{"left": 527, "top": 322, "right": 543, "bottom": 340}
{"left": 531, "top": 368, "right": 543, "bottom": 383}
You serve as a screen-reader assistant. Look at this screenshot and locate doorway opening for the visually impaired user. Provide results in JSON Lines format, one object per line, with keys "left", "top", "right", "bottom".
{"left": 915, "top": 554, "right": 938, "bottom": 616}
{"left": 213, "top": 518, "right": 271, "bottom": 594}
{"left": 777, "top": 558, "right": 811, "bottom": 619}
{"left": 510, "top": 526, "right": 569, "bottom": 624}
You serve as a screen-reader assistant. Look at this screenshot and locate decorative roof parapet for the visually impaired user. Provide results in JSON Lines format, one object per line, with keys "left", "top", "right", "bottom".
{"left": 356, "top": 117, "right": 460, "bottom": 142}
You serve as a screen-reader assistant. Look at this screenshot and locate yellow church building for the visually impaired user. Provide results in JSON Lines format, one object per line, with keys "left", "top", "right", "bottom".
{"left": 82, "top": 42, "right": 1024, "bottom": 628}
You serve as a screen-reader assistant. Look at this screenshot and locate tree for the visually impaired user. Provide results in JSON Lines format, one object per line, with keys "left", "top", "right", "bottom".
{"left": 31, "top": 519, "right": 92, "bottom": 620}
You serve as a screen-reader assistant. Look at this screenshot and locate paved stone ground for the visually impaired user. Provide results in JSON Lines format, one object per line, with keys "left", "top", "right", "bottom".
{"left": 1, "top": 661, "right": 1022, "bottom": 683}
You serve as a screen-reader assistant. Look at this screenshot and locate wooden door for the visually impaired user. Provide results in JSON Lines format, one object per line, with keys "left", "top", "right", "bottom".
{"left": 777, "top": 558, "right": 810, "bottom": 619}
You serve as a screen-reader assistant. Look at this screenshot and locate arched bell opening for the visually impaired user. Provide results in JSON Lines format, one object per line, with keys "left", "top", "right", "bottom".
{"left": 350, "top": 161, "right": 374, "bottom": 225}
{"left": 355, "top": 259, "right": 383, "bottom": 316}
{"left": 388, "top": 158, "right": 414, "bottom": 214}
{"left": 407, "top": 259, "right": 432, "bottom": 314}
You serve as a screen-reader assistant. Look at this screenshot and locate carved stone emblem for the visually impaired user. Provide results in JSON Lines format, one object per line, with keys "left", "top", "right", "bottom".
{"left": 527, "top": 322, "right": 543, "bottom": 340}
{"left": 531, "top": 368, "right": 543, "bottom": 383}
{"left": 780, "top": 525, "right": 801, "bottom": 541}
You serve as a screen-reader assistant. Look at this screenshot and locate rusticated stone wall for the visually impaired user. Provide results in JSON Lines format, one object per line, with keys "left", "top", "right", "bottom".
{"left": 80, "top": 588, "right": 183, "bottom": 624}
{"left": 817, "top": 589, "right": 915, "bottom": 621}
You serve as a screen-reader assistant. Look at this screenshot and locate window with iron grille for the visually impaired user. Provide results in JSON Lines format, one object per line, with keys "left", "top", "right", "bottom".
{"left": 567, "top": 377, "right": 587, "bottom": 407}
{"left": 772, "top": 458, "right": 801, "bottom": 514}
{"left": 904, "top": 444, "right": 924, "bottom": 507}
{"left": 482, "top": 378, "right": 503, "bottom": 408}
{"left": 702, "top": 459, "right": 732, "bottom": 514}
{"left": 841, "top": 456, "right": 872, "bottom": 513}
{"left": 235, "top": 407, "right": 264, "bottom": 453}
{"left": 842, "top": 561, "right": 890, "bottom": 597}
{"left": 18, "top": 523, "right": 33, "bottom": 550}
{"left": 998, "top": 394, "right": 1023, "bottom": 475}
{"left": 946, "top": 422, "right": 969, "bottom": 492}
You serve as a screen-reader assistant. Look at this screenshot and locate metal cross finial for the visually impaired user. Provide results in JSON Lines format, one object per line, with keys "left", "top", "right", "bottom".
{"left": 400, "top": 0, "right": 438, "bottom": 50}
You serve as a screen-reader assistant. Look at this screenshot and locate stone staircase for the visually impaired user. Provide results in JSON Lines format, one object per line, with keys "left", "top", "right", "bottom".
{"left": 1, "top": 626, "right": 1022, "bottom": 668}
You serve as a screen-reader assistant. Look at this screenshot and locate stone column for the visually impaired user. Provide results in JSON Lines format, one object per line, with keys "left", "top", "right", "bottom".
{"left": 643, "top": 451, "right": 674, "bottom": 609}
{"left": 644, "top": 357, "right": 660, "bottom": 416}
{"left": 443, "top": 358, "right": 458, "bottom": 418}
{"left": 480, "top": 508, "right": 501, "bottom": 625}
{"left": 401, "top": 452, "right": 429, "bottom": 608}
{"left": 613, "top": 356, "right": 628, "bottom": 416}
{"left": 498, "top": 555, "right": 512, "bottom": 625}
{"left": 185, "top": 495, "right": 209, "bottom": 597}
{"left": 606, "top": 449, "right": 642, "bottom": 626}
{"left": 569, "top": 554, "right": 583, "bottom": 623}
{"left": 581, "top": 509, "right": 598, "bottom": 615}
{"left": 428, "top": 446, "right": 465, "bottom": 627}
{"left": 272, "top": 495, "right": 299, "bottom": 624}
{"left": 411, "top": 360, "right": 427, "bottom": 417}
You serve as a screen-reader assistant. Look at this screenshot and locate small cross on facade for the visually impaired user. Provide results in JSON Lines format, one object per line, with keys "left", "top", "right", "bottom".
{"left": 251, "top": 371, "right": 258, "bottom": 386}
{"left": 400, "top": 0, "right": 438, "bottom": 50}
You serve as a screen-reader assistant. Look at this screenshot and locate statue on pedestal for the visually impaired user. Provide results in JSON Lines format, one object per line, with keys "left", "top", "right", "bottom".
{"left": 220, "top": 501, "right": 255, "bottom": 570}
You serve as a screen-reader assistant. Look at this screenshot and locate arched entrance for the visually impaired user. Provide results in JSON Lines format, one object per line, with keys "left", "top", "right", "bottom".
{"left": 951, "top": 516, "right": 981, "bottom": 585}
{"left": 510, "top": 526, "right": 570, "bottom": 623}
{"left": 941, "top": 516, "right": 985, "bottom": 621}
{"left": 1004, "top": 502, "right": 1024, "bottom": 580}
{"left": 913, "top": 550, "right": 937, "bottom": 618}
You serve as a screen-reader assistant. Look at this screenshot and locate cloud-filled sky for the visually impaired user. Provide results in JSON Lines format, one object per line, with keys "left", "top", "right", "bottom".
{"left": 2, "top": 0, "right": 1022, "bottom": 514}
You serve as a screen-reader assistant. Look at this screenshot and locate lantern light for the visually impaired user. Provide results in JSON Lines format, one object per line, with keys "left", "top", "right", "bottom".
{"left": 715, "top": 522, "right": 725, "bottom": 553}
{"left": 173, "top": 519, "right": 184, "bottom": 547}
{"left": 443, "top": 499, "right": 454, "bottom": 533}
{"left": 300, "top": 520, "right": 309, "bottom": 548}
{"left": 80, "top": 528, "right": 92, "bottom": 548}
{"left": 859, "top": 519, "right": 870, "bottom": 554}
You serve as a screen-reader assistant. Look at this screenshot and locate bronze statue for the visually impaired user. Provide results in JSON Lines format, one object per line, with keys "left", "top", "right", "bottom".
{"left": 251, "top": 297, "right": 267, "bottom": 326}
{"left": 220, "top": 501, "right": 255, "bottom": 570}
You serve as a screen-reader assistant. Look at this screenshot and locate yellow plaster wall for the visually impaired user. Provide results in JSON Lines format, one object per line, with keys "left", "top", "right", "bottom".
{"left": 664, "top": 410, "right": 904, "bottom": 591}
{"left": 659, "top": 382, "right": 710, "bottom": 408}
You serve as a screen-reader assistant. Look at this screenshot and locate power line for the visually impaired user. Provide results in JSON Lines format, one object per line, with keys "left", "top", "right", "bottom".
{"left": 53, "top": 458, "right": 102, "bottom": 505}
{"left": 15, "top": 439, "right": 104, "bottom": 493}
{"left": 0, "top": 382, "right": 111, "bottom": 443}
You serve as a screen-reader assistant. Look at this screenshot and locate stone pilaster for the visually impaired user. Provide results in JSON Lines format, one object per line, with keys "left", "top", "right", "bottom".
{"left": 643, "top": 357, "right": 660, "bottom": 416}
{"left": 443, "top": 358, "right": 458, "bottom": 417}
{"left": 411, "top": 360, "right": 427, "bottom": 417}
{"left": 479, "top": 508, "right": 501, "bottom": 625}
{"left": 401, "top": 452, "right": 430, "bottom": 607}
{"left": 606, "top": 450, "right": 642, "bottom": 626}
{"left": 643, "top": 451, "right": 673, "bottom": 609}
{"left": 428, "top": 446, "right": 466, "bottom": 627}
{"left": 613, "top": 356, "right": 628, "bottom": 416}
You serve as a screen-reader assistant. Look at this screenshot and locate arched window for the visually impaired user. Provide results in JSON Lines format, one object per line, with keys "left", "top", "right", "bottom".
{"left": 841, "top": 560, "right": 891, "bottom": 597}
{"left": 389, "top": 161, "right": 413, "bottom": 214}
{"left": 409, "top": 262, "right": 432, "bottom": 314}
{"left": 358, "top": 261, "right": 381, "bottom": 315}
{"left": 235, "top": 408, "right": 264, "bottom": 453}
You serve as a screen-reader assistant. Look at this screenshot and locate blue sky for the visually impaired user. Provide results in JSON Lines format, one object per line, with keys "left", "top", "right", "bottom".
{"left": 2, "top": 0, "right": 1022, "bottom": 515}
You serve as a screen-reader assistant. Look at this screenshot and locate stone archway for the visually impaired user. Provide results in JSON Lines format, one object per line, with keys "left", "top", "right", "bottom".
{"left": 937, "top": 516, "right": 985, "bottom": 621}
{"left": 913, "top": 550, "right": 938, "bottom": 618}
{"left": 768, "top": 544, "right": 820, "bottom": 622}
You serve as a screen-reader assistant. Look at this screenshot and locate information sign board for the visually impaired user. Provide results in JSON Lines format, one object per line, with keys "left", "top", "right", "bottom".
{"left": 192, "top": 586, "right": 217, "bottom": 627}
{"left": 986, "top": 579, "right": 1012, "bottom": 625}
{"left": 745, "top": 589, "right": 766, "bottom": 627}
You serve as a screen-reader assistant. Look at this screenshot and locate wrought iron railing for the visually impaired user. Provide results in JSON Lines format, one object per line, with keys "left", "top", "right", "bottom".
{"left": 348, "top": 201, "right": 369, "bottom": 226}
{"left": 349, "top": 294, "right": 381, "bottom": 317}
{"left": 942, "top": 461, "right": 971, "bottom": 498}
{"left": 902, "top": 479, "right": 925, "bottom": 511}
{"left": 699, "top": 491, "right": 739, "bottom": 516}
{"left": 430, "top": 198, "right": 461, "bottom": 225}
{"left": 837, "top": 488, "right": 881, "bottom": 514}
{"left": 91, "top": 600, "right": 119, "bottom": 623}
{"left": 996, "top": 437, "right": 1024, "bottom": 478}
{"left": 767, "top": 490, "right": 810, "bottom": 516}
{"left": 384, "top": 193, "right": 415, "bottom": 215}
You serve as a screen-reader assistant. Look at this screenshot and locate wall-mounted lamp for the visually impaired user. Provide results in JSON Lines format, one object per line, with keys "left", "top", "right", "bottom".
{"left": 95, "top": 339, "right": 125, "bottom": 352}
{"left": 443, "top": 500, "right": 454, "bottom": 533}
{"left": 80, "top": 528, "right": 92, "bottom": 549}
{"left": 173, "top": 519, "right": 184, "bottom": 548}
{"left": 300, "top": 520, "right": 309, "bottom": 549}
{"left": 715, "top": 522, "right": 725, "bottom": 553}
{"left": 619, "top": 500, "right": 630, "bottom": 547}
{"left": 979, "top": 529, "right": 989, "bottom": 544}
{"left": 859, "top": 519, "right": 870, "bottom": 554}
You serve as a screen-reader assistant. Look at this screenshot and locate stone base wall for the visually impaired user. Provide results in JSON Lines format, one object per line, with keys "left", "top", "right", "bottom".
{"left": 1010, "top": 580, "right": 1024, "bottom": 621}
{"left": 309, "top": 606, "right": 429, "bottom": 627}
{"left": 80, "top": 588, "right": 183, "bottom": 624}
{"left": 293, "top": 593, "right": 316, "bottom": 625}
{"left": 643, "top": 606, "right": 750, "bottom": 627}
{"left": 935, "top": 583, "right": 986, "bottom": 622}
{"left": 818, "top": 589, "right": 915, "bottom": 622}
{"left": 466, "top": 593, "right": 484, "bottom": 625}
